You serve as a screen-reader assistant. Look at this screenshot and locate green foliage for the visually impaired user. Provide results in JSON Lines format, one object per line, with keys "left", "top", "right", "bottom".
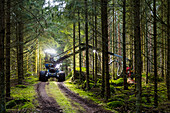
{"left": 110, "top": 78, "right": 124, "bottom": 86}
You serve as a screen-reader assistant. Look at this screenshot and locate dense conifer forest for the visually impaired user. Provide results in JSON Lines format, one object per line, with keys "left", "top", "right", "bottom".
{"left": 0, "top": 0, "right": 170, "bottom": 112}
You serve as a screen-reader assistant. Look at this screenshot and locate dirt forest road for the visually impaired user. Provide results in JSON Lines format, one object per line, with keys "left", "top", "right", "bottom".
{"left": 36, "top": 81, "right": 113, "bottom": 113}
{"left": 36, "top": 82, "right": 62, "bottom": 113}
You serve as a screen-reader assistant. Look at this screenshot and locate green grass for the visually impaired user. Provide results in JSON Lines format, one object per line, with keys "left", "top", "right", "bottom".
{"left": 65, "top": 81, "right": 99, "bottom": 102}
{"left": 46, "top": 81, "right": 85, "bottom": 113}
{"left": 64, "top": 79, "right": 118, "bottom": 112}
{"left": 7, "top": 76, "right": 39, "bottom": 111}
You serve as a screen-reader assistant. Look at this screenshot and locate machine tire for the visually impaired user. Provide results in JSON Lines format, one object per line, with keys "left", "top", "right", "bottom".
{"left": 58, "top": 73, "right": 65, "bottom": 82}
{"left": 39, "top": 71, "right": 44, "bottom": 81}
{"left": 39, "top": 71, "right": 48, "bottom": 82}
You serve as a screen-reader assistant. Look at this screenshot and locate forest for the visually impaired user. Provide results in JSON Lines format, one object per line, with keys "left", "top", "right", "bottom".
{"left": 0, "top": 0, "right": 170, "bottom": 112}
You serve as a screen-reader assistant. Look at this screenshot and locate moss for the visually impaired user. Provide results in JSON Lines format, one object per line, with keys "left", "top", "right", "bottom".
{"left": 6, "top": 98, "right": 28, "bottom": 109}
{"left": 8, "top": 76, "right": 39, "bottom": 111}
{"left": 111, "top": 78, "right": 123, "bottom": 86}
{"left": 107, "top": 101, "right": 124, "bottom": 108}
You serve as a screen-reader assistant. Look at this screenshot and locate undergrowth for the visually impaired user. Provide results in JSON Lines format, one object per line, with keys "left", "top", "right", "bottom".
{"left": 6, "top": 75, "right": 39, "bottom": 112}
{"left": 65, "top": 70, "right": 170, "bottom": 113}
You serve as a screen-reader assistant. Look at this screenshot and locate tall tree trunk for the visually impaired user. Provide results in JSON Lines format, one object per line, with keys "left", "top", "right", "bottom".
{"left": 112, "top": 0, "right": 115, "bottom": 79}
{"left": 94, "top": 0, "right": 98, "bottom": 85}
{"left": 101, "top": 0, "right": 110, "bottom": 100}
{"left": 101, "top": 0, "right": 105, "bottom": 98}
{"left": 85, "top": 0, "right": 89, "bottom": 90}
{"left": 153, "top": 0, "right": 158, "bottom": 107}
{"left": 123, "top": 0, "right": 128, "bottom": 90}
{"left": 92, "top": 1, "right": 95, "bottom": 81}
{"left": 26, "top": 53, "right": 29, "bottom": 72}
{"left": 145, "top": 4, "right": 149, "bottom": 84}
{"left": 35, "top": 39, "right": 38, "bottom": 74}
{"left": 0, "top": 0, "right": 6, "bottom": 112}
{"left": 39, "top": 43, "right": 41, "bottom": 72}
{"left": 18, "top": 21, "right": 24, "bottom": 84}
{"left": 73, "top": 22, "right": 76, "bottom": 80}
{"left": 134, "top": 0, "right": 142, "bottom": 112}
{"left": 166, "top": 0, "right": 170, "bottom": 100}
{"left": 78, "top": 10, "right": 82, "bottom": 83}
{"left": 161, "top": 0, "right": 164, "bottom": 79}
{"left": 6, "top": 0, "right": 11, "bottom": 98}
{"left": 118, "top": 18, "right": 121, "bottom": 57}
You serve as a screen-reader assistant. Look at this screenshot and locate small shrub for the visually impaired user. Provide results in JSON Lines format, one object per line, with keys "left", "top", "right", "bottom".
{"left": 112, "top": 78, "right": 124, "bottom": 86}
{"left": 6, "top": 98, "right": 28, "bottom": 109}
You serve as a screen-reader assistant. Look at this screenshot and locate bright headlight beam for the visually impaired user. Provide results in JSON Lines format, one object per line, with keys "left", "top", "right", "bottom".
{"left": 55, "top": 63, "right": 61, "bottom": 68}
{"left": 44, "top": 49, "right": 56, "bottom": 54}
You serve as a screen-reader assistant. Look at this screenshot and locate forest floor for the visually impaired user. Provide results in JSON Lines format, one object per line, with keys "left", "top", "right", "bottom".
{"left": 35, "top": 80, "right": 113, "bottom": 113}
{"left": 7, "top": 75, "right": 170, "bottom": 113}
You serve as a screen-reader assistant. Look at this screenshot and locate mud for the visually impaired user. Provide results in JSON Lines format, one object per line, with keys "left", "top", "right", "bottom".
{"left": 35, "top": 82, "right": 62, "bottom": 113}
{"left": 36, "top": 81, "right": 113, "bottom": 113}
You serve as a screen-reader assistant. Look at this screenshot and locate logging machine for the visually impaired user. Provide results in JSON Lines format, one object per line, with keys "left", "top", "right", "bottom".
{"left": 39, "top": 44, "right": 135, "bottom": 83}
{"left": 39, "top": 49, "right": 65, "bottom": 82}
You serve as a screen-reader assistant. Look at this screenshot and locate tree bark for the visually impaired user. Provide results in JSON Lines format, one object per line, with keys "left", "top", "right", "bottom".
{"left": 78, "top": 10, "right": 82, "bottom": 83}
{"left": 101, "top": 0, "right": 110, "bottom": 100}
{"left": 0, "top": 0, "right": 6, "bottom": 112}
{"left": 85, "top": 0, "right": 89, "bottom": 90}
{"left": 153, "top": 0, "right": 158, "bottom": 107}
{"left": 6, "top": 0, "right": 11, "bottom": 98}
{"left": 166, "top": 0, "right": 170, "bottom": 100}
{"left": 134, "top": 0, "right": 142, "bottom": 112}
{"left": 145, "top": 4, "right": 149, "bottom": 84}
{"left": 94, "top": 0, "right": 98, "bottom": 85}
{"left": 73, "top": 22, "right": 76, "bottom": 80}
{"left": 112, "top": 0, "right": 115, "bottom": 79}
{"left": 17, "top": 21, "right": 24, "bottom": 84}
{"left": 123, "top": 0, "right": 128, "bottom": 90}
{"left": 101, "top": 0, "right": 105, "bottom": 98}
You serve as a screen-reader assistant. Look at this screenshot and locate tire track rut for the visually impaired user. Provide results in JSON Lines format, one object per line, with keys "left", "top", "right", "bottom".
{"left": 57, "top": 82, "right": 113, "bottom": 113}
{"left": 36, "top": 82, "right": 62, "bottom": 113}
